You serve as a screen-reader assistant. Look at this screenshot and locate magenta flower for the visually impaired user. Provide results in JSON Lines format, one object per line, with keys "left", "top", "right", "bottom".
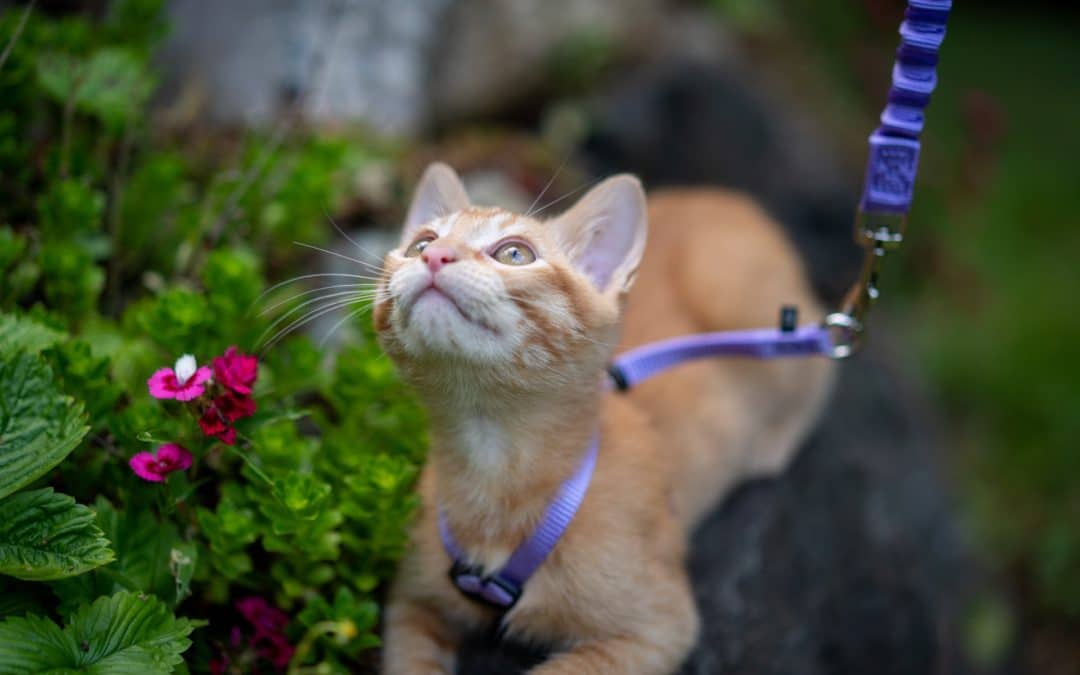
{"left": 236, "top": 596, "right": 295, "bottom": 668}
{"left": 213, "top": 347, "right": 258, "bottom": 395}
{"left": 198, "top": 407, "right": 237, "bottom": 446}
{"left": 148, "top": 354, "right": 212, "bottom": 401}
{"left": 129, "top": 443, "right": 193, "bottom": 482}
{"left": 216, "top": 392, "right": 257, "bottom": 422}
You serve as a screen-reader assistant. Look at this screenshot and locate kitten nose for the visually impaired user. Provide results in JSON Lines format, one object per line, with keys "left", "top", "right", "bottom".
{"left": 421, "top": 246, "right": 458, "bottom": 273}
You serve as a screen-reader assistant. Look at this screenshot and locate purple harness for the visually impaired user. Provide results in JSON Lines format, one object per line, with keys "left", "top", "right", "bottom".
{"left": 438, "top": 321, "right": 832, "bottom": 611}
{"left": 438, "top": 0, "right": 951, "bottom": 612}
{"left": 439, "top": 437, "right": 598, "bottom": 610}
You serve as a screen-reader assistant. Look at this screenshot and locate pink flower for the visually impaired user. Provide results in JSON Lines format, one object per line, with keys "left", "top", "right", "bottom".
{"left": 237, "top": 597, "right": 290, "bottom": 638}
{"left": 236, "top": 596, "right": 295, "bottom": 668}
{"left": 148, "top": 354, "right": 212, "bottom": 401}
{"left": 259, "top": 632, "right": 295, "bottom": 669}
{"left": 213, "top": 347, "right": 259, "bottom": 395}
{"left": 216, "top": 392, "right": 256, "bottom": 422}
{"left": 208, "top": 657, "right": 228, "bottom": 675}
{"left": 129, "top": 443, "right": 193, "bottom": 482}
{"left": 198, "top": 408, "right": 237, "bottom": 446}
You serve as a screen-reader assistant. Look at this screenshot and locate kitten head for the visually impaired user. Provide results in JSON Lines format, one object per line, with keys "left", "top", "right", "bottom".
{"left": 374, "top": 162, "right": 647, "bottom": 391}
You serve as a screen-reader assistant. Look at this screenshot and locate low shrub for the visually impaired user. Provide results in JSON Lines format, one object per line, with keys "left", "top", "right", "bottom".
{"left": 0, "top": 2, "right": 422, "bottom": 672}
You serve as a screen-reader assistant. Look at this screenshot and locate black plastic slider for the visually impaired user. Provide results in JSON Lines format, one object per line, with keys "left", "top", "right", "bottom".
{"left": 606, "top": 364, "right": 630, "bottom": 392}
{"left": 780, "top": 305, "right": 798, "bottom": 333}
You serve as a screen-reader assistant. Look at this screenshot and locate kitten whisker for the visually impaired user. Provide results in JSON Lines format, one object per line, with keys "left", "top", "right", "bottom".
{"left": 257, "top": 290, "right": 371, "bottom": 347}
{"left": 525, "top": 152, "right": 570, "bottom": 218}
{"left": 318, "top": 304, "right": 372, "bottom": 348}
{"left": 530, "top": 177, "right": 603, "bottom": 218}
{"left": 253, "top": 272, "right": 380, "bottom": 309}
{"left": 259, "top": 296, "right": 371, "bottom": 354}
{"left": 258, "top": 282, "right": 375, "bottom": 317}
{"left": 323, "top": 208, "right": 388, "bottom": 262}
{"left": 292, "top": 241, "right": 385, "bottom": 273}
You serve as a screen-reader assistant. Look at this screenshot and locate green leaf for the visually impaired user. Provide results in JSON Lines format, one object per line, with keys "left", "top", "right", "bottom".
{"left": 0, "top": 488, "right": 113, "bottom": 581}
{"left": 92, "top": 498, "right": 192, "bottom": 607}
{"left": 36, "top": 179, "right": 106, "bottom": 238}
{"left": 169, "top": 542, "right": 196, "bottom": 607}
{"left": 0, "top": 591, "right": 194, "bottom": 674}
{"left": 0, "top": 314, "right": 66, "bottom": 355}
{"left": 36, "top": 48, "right": 154, "bottom": 130}
{"left": 0, "top": 228, "right": 28, "bottom": 275}
{"left": 0, "top": 351, "right": 89, "bottom": 500}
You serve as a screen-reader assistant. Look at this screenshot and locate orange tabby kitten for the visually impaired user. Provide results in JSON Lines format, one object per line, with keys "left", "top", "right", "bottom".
{"left": 375, "top": 163, "right": 834, "bottom": 674}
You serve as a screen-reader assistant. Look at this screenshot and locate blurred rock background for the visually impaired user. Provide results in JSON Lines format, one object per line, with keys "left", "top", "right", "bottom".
{"left": 21, "top": 0, "right": 1080, "bottom": 672}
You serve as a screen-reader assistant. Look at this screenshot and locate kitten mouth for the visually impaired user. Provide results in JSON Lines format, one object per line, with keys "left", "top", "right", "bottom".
{"left": 409, "top": 286, "right": 499, "bottom": 336}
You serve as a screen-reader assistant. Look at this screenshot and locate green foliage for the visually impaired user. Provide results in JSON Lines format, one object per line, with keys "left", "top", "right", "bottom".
{"left": 0, "top": 313, "right": 65, "bottom": 354}
{"left": 0, "top": 2, "right": 417, "bottom": 670}
{"left": 0, "top": 591, "right": 194, "bottom": 674}
{"left": 36, "top": 47, "right": 155, "bottom": 131}
{"left": 0, "top": 348, "right": 89, "bottom": 500}
{"left": 900, "top": 12, "right": 1080, "bottom": 620}
{"left": 0, "top": 488, "right": 114, "bottom": 581}
{"left": 0, "top": 228, "right": 39, "bottom": 307}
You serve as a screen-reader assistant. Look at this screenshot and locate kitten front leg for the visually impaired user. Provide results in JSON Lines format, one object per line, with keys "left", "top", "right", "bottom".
{"left": 528, "top": 582, "right": 699, "bottom": 675}
{"left": 381, "top": 597, "right": 459, "bottom": 675}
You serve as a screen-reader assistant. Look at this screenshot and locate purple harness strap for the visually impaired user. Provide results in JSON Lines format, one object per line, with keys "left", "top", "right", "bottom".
{"left": 439, "top": 436, "right": 599, "bottom": 610}
{"left": 607, "top": 324, "right": 833, "bottom": 391}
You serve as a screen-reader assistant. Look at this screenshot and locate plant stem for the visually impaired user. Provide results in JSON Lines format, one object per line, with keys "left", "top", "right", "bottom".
{"left": 106, "top": 123, "right": 135, "bottom": 315}
{"left": 59, "top": 71, "right": 85, "bottom": 179}
{"left": 287, "top": 620, "right": 353, "bottom": 675}
{"left": 227, "top": 438, "right": 274, "bottom": 488}
{"left": 0, "top": 0, "right": 36, "bottom": 75}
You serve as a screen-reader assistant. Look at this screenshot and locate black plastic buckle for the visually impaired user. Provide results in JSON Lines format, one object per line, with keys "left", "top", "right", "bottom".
{"left": 448, "top": 561, "right": 523, "bottom": 611}
{"left": 606, "top": 364, "right": 630, "bottom": 392}
{"left": 779, "top": 305, "right": 798, "bottom": 333}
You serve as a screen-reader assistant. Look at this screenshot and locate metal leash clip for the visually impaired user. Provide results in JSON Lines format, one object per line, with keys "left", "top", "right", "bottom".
{"left": 823, "top": 0, "right": 950, "bottom": 358}
{"left": 825, "top": 209, "right": 907, "bottom": 359}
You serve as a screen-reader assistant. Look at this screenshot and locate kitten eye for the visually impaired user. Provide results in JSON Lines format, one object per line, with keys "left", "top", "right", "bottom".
{"left": 404, "top": 234, "right": 436, "bottom": 258}
{"left": 491, "top": 241, "right": 537, "bottom": 266}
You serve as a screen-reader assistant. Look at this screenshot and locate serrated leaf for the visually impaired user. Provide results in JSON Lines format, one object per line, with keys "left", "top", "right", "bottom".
{"left": 0, "top": 352, "right": 89, "bottom": 500}
{"left": 0, "top": 591, "right": 194, "bottom": 674}
{"left": 0, "top": 488, "right": 113, "bottom": 581}
{"left": 0, "top": 314, "right": 66, "bottom": 355}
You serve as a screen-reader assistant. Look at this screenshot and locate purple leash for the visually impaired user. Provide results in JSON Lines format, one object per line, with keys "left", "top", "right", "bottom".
{"left": 437, "top": 0, "right": 951, "bottom": 612}
{"left": 830, "top": 0, "right": 952, "bottom": 355}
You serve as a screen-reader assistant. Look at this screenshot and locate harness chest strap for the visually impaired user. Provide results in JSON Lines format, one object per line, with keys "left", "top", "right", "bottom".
{"left": 438, "top": 436, "right": 599, "bottom": 610}
{"left": 436, "top": 324, "right": 830, "bottom": 610}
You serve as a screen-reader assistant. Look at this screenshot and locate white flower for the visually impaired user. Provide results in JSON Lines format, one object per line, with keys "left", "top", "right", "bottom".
{"left": 174, "top": 354, "right": 198, "bottom": 386}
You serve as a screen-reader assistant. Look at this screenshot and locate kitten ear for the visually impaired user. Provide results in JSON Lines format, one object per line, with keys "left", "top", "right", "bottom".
{"left": 402, "top": 163, "right": 470, "bottom": 241}
{"left": 550, "top": 174, "right": 648, "bottom": 294}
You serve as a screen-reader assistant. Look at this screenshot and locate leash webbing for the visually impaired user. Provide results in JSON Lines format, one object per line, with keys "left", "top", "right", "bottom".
{"left": 827, "top": 0, "right": 952, "bottom": 357}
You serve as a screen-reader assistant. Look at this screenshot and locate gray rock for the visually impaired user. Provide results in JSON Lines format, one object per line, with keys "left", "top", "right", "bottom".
{"left": 427, "top": 0, "right": 664, "bottom": 123}
{"left": 158, "top": 0, "right": 452, "bottom": 134}
{"left": 156, "top": 0, "right": 666, "bottom": 135}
